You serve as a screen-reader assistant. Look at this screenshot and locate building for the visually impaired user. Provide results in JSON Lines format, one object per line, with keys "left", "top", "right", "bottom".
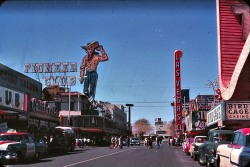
{"left": 0, "top": 63, "right": 60, "bottom": 139}
{"left": 154, "top": 118, "right": 168, "bottom": 138}
{"left": 52, "top": 90, "right": 129, "bottom": 146}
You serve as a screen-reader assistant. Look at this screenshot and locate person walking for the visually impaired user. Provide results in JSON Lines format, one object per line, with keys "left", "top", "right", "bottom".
{"left": 118, "top": 136, "right": 123, "bottom": 149}
{"left": 126, "top": 136, "right": 130, "bottom": 147}
{"left": 156, "top": 135, "right": 160, "bottom": 149}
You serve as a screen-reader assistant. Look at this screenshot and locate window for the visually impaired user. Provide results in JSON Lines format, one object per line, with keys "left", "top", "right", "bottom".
{"left": 232, "top": 132, "right": 240, "bottom": 144}
{"left": 70, "top": 102, "right": 74, "bottom": 111}
{"left": 237, "top": 133, "right": 244, "bottom": 145}
{"left": 246, "top": 135, "right": 250, "bottom": 146}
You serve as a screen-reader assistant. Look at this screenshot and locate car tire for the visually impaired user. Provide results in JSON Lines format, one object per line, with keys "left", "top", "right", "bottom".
{"left": 33, "top": 152, "right": 40, "bottom": 161}
{"left": 198, "top": 155, "right": 206, "bottom": 166}
{"left": 206, "top": 156, "right": 214, "bottom": 167}
{"left": 193, "top": 154, "right": 197, "bottom": 161}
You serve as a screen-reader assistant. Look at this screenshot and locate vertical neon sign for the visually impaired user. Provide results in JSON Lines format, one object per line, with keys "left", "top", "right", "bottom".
{"left": 174, "top": 50, "right": 183, "bottom": 131}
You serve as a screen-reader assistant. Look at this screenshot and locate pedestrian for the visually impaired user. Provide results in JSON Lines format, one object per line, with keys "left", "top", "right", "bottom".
{"left": 79, "top": 41, "right": 109, "bottom": 107}
{"left": 127, "top": 136, "right": 130, "bottom": 147}
{"left": 148, "top": 136, "right": 153, "bottom": 149}
{"left": 118, "top": 136, "right": 123, "bottom": 149}
{"left": 156, "top": 135, "right": 160, "bottom": 149}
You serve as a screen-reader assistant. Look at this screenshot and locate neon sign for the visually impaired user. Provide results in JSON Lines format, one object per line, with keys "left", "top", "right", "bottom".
{"left": 24, "top": 62, "right": 77, "bottom": 86}
{"left": 174, "top": 50, "right": 183, "bottom": 131}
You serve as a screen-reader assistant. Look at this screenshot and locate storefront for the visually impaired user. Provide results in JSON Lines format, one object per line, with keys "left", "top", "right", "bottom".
{"left": 206, "top": 101, "right": 250, "bottom": 130}
{"left": 0, "top": 63, "right": 59, "bottom": 137}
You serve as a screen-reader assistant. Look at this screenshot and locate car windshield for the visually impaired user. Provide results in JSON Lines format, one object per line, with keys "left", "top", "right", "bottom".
{"left": 195, "top": 137, "right": 206, "bottom": 143}
{"left": 213, "top": 134, "right": 233, "bottom": 142}
{"left": 0, "top": 135, "right": 23, "bottom": 142}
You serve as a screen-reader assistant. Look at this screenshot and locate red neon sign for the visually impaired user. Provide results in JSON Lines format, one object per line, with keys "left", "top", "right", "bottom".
{"left": 174, "top": 50, "right": 183, "bottom": 131}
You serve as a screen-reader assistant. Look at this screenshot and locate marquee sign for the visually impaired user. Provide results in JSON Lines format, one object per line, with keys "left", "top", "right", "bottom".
{"left": 24, "top": 62, "right": 77, "bottom": 86}
{"left": 0, "top": 86, "right": 24, "bottom": 111}
{"left": 174, "top": 50, "right": 183, "bottom": 131}
{"left": 207, "top": 104, "right": 222, "bottom": 126}
{"left": 226, "top": 102, "right": 250, "bottom": 120}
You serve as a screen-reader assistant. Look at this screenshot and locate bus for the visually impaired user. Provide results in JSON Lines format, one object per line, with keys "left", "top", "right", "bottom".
{"left": 48, "top": 126, "right": 76, "bottom": 153}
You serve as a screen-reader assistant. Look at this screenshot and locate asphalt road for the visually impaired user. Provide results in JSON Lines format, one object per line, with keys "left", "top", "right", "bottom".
{"left": 5, "top": 143, "right": 201, "bottom": 167}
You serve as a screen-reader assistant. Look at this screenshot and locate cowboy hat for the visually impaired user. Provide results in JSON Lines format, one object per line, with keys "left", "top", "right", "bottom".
{"left": 81, "top": 41, "right": 99, "bottom": 50}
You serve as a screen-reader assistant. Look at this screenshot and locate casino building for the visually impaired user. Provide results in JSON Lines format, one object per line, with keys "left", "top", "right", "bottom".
{"left": 0, "top": 63, "right": 59, "bottom": 138}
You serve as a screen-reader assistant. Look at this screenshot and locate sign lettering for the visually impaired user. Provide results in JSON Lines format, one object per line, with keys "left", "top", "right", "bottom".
{"left": 226, "top": 102, "right": 250, "bottom": 120}
{"left": 0, "top": 86, "right": 24, "bottom": 110}
{"left": 174, "top": 50, "right": 183, "bottom": 131}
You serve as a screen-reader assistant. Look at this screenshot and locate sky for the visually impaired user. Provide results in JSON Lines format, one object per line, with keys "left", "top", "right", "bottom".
{"left": 0, "top": 0, "right": 218, "bottom": 125}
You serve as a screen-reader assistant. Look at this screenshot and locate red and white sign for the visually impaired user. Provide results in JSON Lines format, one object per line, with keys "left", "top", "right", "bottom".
{"left": 174, "top": 50, "right": 183, "bottom": 131}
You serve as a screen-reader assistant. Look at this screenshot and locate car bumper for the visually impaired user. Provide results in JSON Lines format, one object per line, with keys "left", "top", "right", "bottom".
{"left": 0, "top": 151, "right": 18, "bottom": 162}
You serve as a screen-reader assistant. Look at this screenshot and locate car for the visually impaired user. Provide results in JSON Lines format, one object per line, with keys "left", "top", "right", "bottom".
{"left": 215, "top": 128, "right": 250, "bottom": 167}
{"left": 130, "top": 137, "right": 140, "bottom": 146}
{"left": 190, "top": 135, "right": 207, "bottom": 161}
{"left": 0, "top": 132, "right": 47, "bottom": 164}
{"left": 198, "top": 129, "right": 234, "bottom": 167}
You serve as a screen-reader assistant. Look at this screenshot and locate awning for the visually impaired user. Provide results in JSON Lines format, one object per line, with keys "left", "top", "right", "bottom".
{"left": 0, "top": 109, "right": 19, "bottom": 120}
{"left": 79, "top": 127, "right": 102, "bottom": 133}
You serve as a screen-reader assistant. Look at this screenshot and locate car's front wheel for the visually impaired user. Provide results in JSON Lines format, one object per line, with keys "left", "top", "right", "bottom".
{"left": 198, "top": 155, "right": 206, "bottom": 166}
{"left": 206, "top": 156, "right": 214, "bottom": 167}
{"left": 193, "top": 154, "right": 197, "bottom": 161}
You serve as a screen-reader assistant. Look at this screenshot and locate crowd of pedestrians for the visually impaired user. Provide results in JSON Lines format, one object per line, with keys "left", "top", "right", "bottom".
{"left": 144, "top": 135, "right": 162, "bottom": 149}
{"left": 109, "top": 136, "right": 130, "bottom": 149}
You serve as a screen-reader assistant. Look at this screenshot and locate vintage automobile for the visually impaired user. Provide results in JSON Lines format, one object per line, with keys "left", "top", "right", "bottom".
{"left": 130, "top": 137, "right": 140, "bottom": 146}
{"left": 190, "top": 135, "right": 207, "bottom": 161}
{"left": 0, "top": 132, "right": 47, "bottom": 163}
{"left": 198, "top": 129, "right": 234, "bottom": 167}
{"left": 215, "top": 128, "right": 250, "bottom": 167}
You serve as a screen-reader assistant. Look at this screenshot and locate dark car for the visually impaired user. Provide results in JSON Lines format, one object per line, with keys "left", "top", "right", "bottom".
{"left": 0, "top": 132, "right": 47, "bottom": 164}
{"left": 130, "top": 137, "right": 140, "bottom": 146}
{"left": 198, "top": 129, "right": 234, "bottom": 167}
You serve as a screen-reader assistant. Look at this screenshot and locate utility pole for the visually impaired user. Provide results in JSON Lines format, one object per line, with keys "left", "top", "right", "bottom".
{"left": 126, "top": 104, "right": 134, "bottom": 134}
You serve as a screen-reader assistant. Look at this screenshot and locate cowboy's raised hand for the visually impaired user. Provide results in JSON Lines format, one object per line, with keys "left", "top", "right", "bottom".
{"left": 96, "top": 45, "right": 103, "bottom": 51}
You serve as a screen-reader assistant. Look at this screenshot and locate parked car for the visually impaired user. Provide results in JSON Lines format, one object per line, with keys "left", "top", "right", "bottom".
{"left": 130, "top": 137, "right": 140, "bottom": 146}
{"left": 184, "top": 138, "right": 194, "bottom": 155}
{"left": 215, "top": 128, "right": 250, "bottom": 167}
{"left": 0, "top": 132, "right": 47, "bottom": 164}
{"left": 198, "top": 129, "right": 234, "bottom": 167}
{"left": 190, "top": 135, "right": 207, "bottom": 161}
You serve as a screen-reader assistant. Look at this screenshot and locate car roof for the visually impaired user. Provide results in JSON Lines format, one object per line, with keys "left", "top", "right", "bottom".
{"left": 194, "top": 136, "right": 206, "bottom": 138}
{"left": 0, "top": 132, "right": 29, "bottom": 135}
{"left": 235, "top": 128, "right": 250, "bottom": 136}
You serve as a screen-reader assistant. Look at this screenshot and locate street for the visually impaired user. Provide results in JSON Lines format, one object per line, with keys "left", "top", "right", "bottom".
{"left": 6, "top": 143, "right": 200, "bottom": 167}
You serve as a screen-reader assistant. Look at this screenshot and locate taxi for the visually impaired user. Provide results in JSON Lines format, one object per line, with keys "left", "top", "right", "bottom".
{"left": 0, "top": 132, "right": 46, "bottom": 163}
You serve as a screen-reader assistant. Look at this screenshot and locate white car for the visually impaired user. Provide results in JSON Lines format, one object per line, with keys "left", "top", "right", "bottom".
{"left": 215, "top": 128, "right": 250, "bottom": 167}
{"left": 190, "top": 135, "right": 207, "bottom": 160}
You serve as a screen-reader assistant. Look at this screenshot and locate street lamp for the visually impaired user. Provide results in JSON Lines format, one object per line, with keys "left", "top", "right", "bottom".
{"left": 66, "top": 86, "right": 71, "bottom": 126}
{"left": 126, "top": 104, "right": 134, "bottom": 134}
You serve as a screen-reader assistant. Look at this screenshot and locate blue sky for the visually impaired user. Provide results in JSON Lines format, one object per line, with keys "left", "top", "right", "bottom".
{"left": 0, "top": 0, "right": 218, "bottom": 125}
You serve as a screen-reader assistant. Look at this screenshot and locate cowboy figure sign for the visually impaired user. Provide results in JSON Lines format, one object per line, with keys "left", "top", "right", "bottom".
{"left": 79, "top": 41, "right": 109, "bottom": 105}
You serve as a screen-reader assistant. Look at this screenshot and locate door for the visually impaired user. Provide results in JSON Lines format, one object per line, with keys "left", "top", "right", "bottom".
{"left": 25, "top": 135, "right": 36, "bottom": 158}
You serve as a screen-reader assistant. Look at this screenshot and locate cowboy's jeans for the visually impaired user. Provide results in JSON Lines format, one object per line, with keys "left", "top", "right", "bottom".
{"left": 84, "top": 71, "right": 98, "bottom": 99}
